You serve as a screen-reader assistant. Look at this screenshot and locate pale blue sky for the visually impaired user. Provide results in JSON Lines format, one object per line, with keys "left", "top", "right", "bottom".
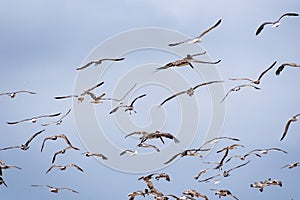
{"left": 0, "top": 0, "right": 299, "bottom": 199}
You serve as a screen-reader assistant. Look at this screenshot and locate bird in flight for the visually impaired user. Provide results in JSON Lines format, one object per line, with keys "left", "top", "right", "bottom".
{"left": 229, "top": 61, "right": 277, "bottom": 84}
{"left": 31, "top": 184, "right": 79, "bottom": 194}
{"left": 280, "top": 113, "right": 300, "bottom": 141}
{"left": 256, "top": 12, "right": 299, "bottom": 36}
{"left": 82, "top": 152, "right": 108, "bottom": 160}
{"left": 164, "top": 148, "right": 209, "bottom": 165}
{"left": 137, "top": 143, "right": 160, "bottom": 152}
{"left": 0, "top": 160, "right": 22, "bottom": 176}
{"left": 101, "top": 83, "right": 137, "bottom": 103}
{"left": 168, "top": 19, "right": 222, "bottom": 46}
{"left": 109, "top": 94, "right": 146, "bottom": 115}
{"left": 125, "top": 130, "right": 180, "bottom": 144}
{"left": 6, "top": 113, "right": 61, "bottom": 125}
{"left": 182, "top": 189, "right": 208, "bottom": 200}
{"left": 76, "top": 57, "right": 125, "bottom": 70}
{"left": 51, "top": 146, "right": 80, "bottom": 163}
{"left": 46, "top": 164, "right": 83, "bottom": 174}
{"left": 0, "top": 90, "right": 36, "bottom": 98}
{"left": 128, "top": 191, "right": 146, "bottom": 200}
{"left": 41, "top": 109, "right": 71, "bottom": 126}
{"left": 0, "top": 177, "right": 8, "bottom": 187}
{"left": 281, "top": 162, "right": 300, "bottom": 169}
{"left": 220, "top": 84, "right": 260, "bottom": 103}
{"left": 275, "top": 62, "right": 300, "bottom": 75}
{"left": 210, "top": 189, "right": 239, "bottom": 200}
{"left": 0, "top": 129, "right": 45, "bottom": 151}
{"left": 195, "top": 136, "right": 240, "bottom": 152}
{"left": 160, "top": 80, "right": 223, "bottom": 106}
{"left": 41, "top": 133, "right": 79, "bottom": 152}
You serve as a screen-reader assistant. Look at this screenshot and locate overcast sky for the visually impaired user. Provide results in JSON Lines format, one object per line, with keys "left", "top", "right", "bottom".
{"left": 0, "top": 0, "right": 299, "bottom": 199}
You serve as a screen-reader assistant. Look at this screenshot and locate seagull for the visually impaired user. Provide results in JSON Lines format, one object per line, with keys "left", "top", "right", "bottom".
{"left": 87, "top": 92, "right": 106, "bottom": 104}
{"left": 128, "top": 191, "right": 146, "bottom": 200}
{"left": 109, "top": 94, "right": 146, "bottom": 115}
{"left": 220, "top": 84, "right": 261, "bottom": 103}
{"left": 52, "top": 146, "right": 80, "bottom": 163}
{"left": 82, "top": 152, "right": 108, "bottom": 160}
{"left": 275, "top": 62, "right": 300, "bottom": 75}
{"left": 41, "top": 133, "right": 80, "bottom": 152}
{"left": 281, "top": 162, "right": 300, "bottom": 169}
{"left": 31, "top": 184, "right": 79, "bottom": 194}
{"left": 137, "top": 143, "right": 160, "bottom": 152}
{"left": 6, "top": 112, "right": 61, "bottom": 125}
{"left": 164, "top": 148, "right": 209, "bottom": 165}
{"left": 229, "top": 61, "right": 277, "bottom": 84}
{"left": 256, "top": 12, "right": 299, "bottom": 36}
{"left": 280, "top": 113, "right": 300, "bottom": 141}
{"left": 54, "top": 81, "right": 104, "bottom": 102}
{"left": 41, "top": 109, "right": 71, "bottom": 126}
{"left": 250, "top": 178, "right": 282, "bottom": 192}
{"left": 210, "top": 189, "right": 239, "bottom": 200}
{"left": 0, "top": 129, "right": 45, "bottom": 151}
{"left": 166, "top": 194, "right": 197, "bottom": 200}
{"left": 46, "top": 164, "right": 83, "bottom": 173}
{"left": 267, "top": 178, "right": 283, "bottom": 187}
{"left": 0, "top": 160, "right": 22, "bottom": 176}
{"left": 0, "top": 90, "right": 36, "bottom": 98}
{"left": 250, "top": 147, "right": 288, "bottom": 155}
{"left": 140, "top": 131, "right": 180, "bottom": 144}
{"left": 76, "top": 57, "right": 125, "bottom": 70}
{"left": 0, "top": 177, "right": 8, "bottom": 187}
{"left": 155, "top": 52, "right": 221, "bottom": 71}
{"left": 138, "top": 174, "right": 155, "bottom": 190}
{"left": 119, "top": 149, "right": 138, "bottom": 156}
{"left": 225, "top": 151, "right": 262, "bottom": 163}
{"left": 160, "top": 80, "right": 223, "bottom": 106}
{"left": 168, "top": 19, "right": 222, "bottom": 46}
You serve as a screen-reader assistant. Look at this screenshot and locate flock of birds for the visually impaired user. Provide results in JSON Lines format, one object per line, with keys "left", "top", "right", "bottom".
{"left": 0, "top": 11, "right": 299, "bottom": 199}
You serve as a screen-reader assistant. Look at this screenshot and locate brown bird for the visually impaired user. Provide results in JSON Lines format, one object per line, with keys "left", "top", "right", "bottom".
{"left": 183, "top": 189, "right": 208, "bottom": 199}
{"left": 41, "top": 109, "right": 71, "bottom": 126}
{"left": 31, "top": 184, "right": 79, "bottom": 194}
{"left": 0, "top": 177, "right": 8, "bottom": 187}
{"left": 0, "top": 160, "right": 22, "bottom": 176}
{"left": 7, "top": 113, "right": 61, "bottom": 125}
{"left": 137, "top": 143, "right": 160, "bottom": 152}
{"left": 164, "top": 148, "right": 209, "bottom": 165}
{"left": 155, "top": 173, "right": 171, "bottom": 182}
{"left": 160, "top": 80, "right": 223, "bottom": 106}
{"left": 138, "top": 174, "right": 155, "bottom": 190}
{"left": 128, "top": 191, "right": 146, "bottom": 200}
{"left": 275, "top": 62, "right": 300, "bottom": 75}
{"left": 281, "top": 162, "right": 300, "bottom": 169}
{"left": 229, "top": 61, "right": 277, "bottom": 84}
{"left": 54, "top": 82, "right": 104, "bottom": 102}
{"left": 256, "top": 12, "right": 299, "bottom": 36}
{"left": 166, "top": 194, "right": 197, "bottom": 200}
{"left": 220, "top": 84, "right": 261, "bottom": 103}
{"left": 86, "top": 92, "right": 106, "bottom": 104}
{"left": 76, "top": 57, "right": 125, "bottom": 70}
{"left": 0, "top": 129, "right": 45, "bottom": 151}
{"left": 280, "top": 113, "right": 300, "bottom": 141}
{"left": 109, "top": 94, "right": 146, "bottom": 115}
{"left": 210, "top": 189, "right": 239, "bottom": 200}
{"left": 141, "top": 131, "right": 180, "bottom": 144}
{"left": 41, "top": 133, "right": 79, "bottom": 152}
{"left": 52, "top": 146, "right": 80, "bottom": 163}
{"left": 46, "top": 164, "right": 83, "bottom": 173}
{"left": 0, "top": 90, "right": 36, "bottom": 98}
{"left": 82, "top": 152, "right": 108, "bottom": 160}
{"left": 169, "top": 19, "right": 222, "bottom": 46}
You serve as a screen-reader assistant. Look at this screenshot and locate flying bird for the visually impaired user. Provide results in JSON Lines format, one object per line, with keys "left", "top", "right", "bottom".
{"left": 0, "top": 129, "right": 45, "bottom": 151}
{"left": 182, "top": 189, "right": 208, "bottom": 200}
{"left": 109, "top": 94, "right": 146, "bottom": 115}
{"left": 6, "top": 113, "right": 61, "bottom": 125}
{"left": 195, "top": 136, "right": 240, "bottom": 153}
{"left": 76, "top": 57, "right": 125, "bottom": 70}
{"left": 86, "top": 92, "right": 106, "bottom": 104}
{"left": 220, "top": 84, "right": 260, "bottom": 103}
{"left": 128, "top": 191, "right": 146, "bottom": 200}
{"left": 140, "top": 131, "right": 180, "bottom": 144}
{"left": 160, "top": 80, "right": 223, "bottom": 106}
{"left": 216, "top": 144, "right": 244, "bottom": 153}
{"left": 280, "top": 113, "right": 300, "bottom": 141}
{"left": 82, "top": 152, "right": 108, "bottom": 160}
{"left": 164, "top": 148, "right": 209, "bottom": 165}
{"left": 119, "top": 149, "right": 138, "bottom": 156}
{"left": 229, "top": 61, "right": 277, "bottom": 84}
{"left": 31, "top": 184, "right": 79, "bottom": 194}
{"left": 0, "top": 160, "right": 22, "bottom": 176}
{"left": 0, "top": 90, "right": 36, "bottom": 98}
{"left": 168, "top": 19, "right": 222, "bottom": 46}
{"left": 281, "top": 162, "right": 300, "bottom": 169}
{"left": 256, "top": 12, "right": 299, "bottom": 36}
{"left": 275, "top": 62, "right": 300, "bottom": 75}
{"left": 210, "top": 189, "right": 239, "bottom": 200}
{"left": 46, "top": 164, "right": 83, "bottom": 173}
{"left": 41, "top": 133, "right": 79, "bottom": 152}
{"left": 51, "top": 146, "right": 80, "bottom": 163}
{"left": 137, "top": 143, "right": 160, "bottom": 152}
{"left": 41, "top": 109, "right": 71, "bottom": 126}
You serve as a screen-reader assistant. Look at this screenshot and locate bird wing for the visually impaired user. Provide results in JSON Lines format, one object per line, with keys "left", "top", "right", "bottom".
{"left": 198, "top": 19, "right": 222, "bottom": 39}
{"left": 267, "top": 148, "right": 288, "bottom": 153}
{"left": 280, "top": 119, "right": 293, "bottom": 141}
{"left": 130, "top": 94, "right": 146, "bottom": 106}
{"left": 124, "top": 131, "right": 147, "bottom": 138}
{"left": 198, "top": 174, "right": 221, "bottom": 183}
{"left": 220, "top": 89, "right": 234, "bottom": 103}
{"left": 160, "top": 133, "right": 180, "bottom": 143}
{"left": 69, "top": 164, "right": 84, "bottom": 172}
{"left": 25, "top": 129, "right": 45, "bottom": 146}
{"left": 193, "top": 80, "right": 224, "bottom": 91}
{"left": 197, "top": 136, "right": 240, "bottom": 151}
{"left": 275, "top": 64, "right": 285, "bottom": 75}
{"left": 37, "top": 112, "right": 61, "bottom": 119}
{"left": 76, "top": 61, "right": 96, "bottom": 70}
{"left": 60, "top": 187, "right": 79, "bottom": 193}
{"left": 257, "top": 61, "right": 277, "bottom": 81}
{"left": 190, "top": 51, "right": 207, "bottom": 57}
{"left": 239, "top": 84, "right": 261, "bottom": 90}
{"left": 278, "top": 12, "right": 299, "bottom": 21}
{"left": 160, "top": 91, "right": 187, "bottom": 106}
{"left": 16, "top": 90, "right": 36, "bottom": 95}
{"left": 54, "top": 95, "right": 79, "bottom": 99}
{"left": 109, "top": 106, "right": 121, "bottom": 114}
{"left": 168, "top": 38, "right": 192, "bottom": 47}
{"left": 58, "top": 108, "right": 71, "bottom": 121}
{"left": 164, "top": 153, "right": 181, "bottom": 164}
{"left": 227, "top": 160, "right": 250, "bottom": 173}
{"left": 0, "top": 146, "right": 21, "bottom": 151}
{"left": 100, "top": 57, "right": 125, "bottom": 62}
{"left": 255, "top": 22, "right": 274, "bottom": 36}
{"left": 45, "top": 165, "right": 58, "bottom": 174}
{"left": 191, "top": 59, "right": 221, "bottom": 65}
{"left": 229, "top": 77, "right": 254, "bottom": 82}
{"left": 85, "top": 81, "right": 105, "bottom": 93}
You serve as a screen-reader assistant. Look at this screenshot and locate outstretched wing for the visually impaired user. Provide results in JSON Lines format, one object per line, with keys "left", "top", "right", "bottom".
{"left": 198, "top": 19, "right": 222, "bottom": 39}
{"left": 130, "top": 94, "right": 147, "bottom": 107}
{"left": 54, "top": 95, "right": 79, "bottom": 99}
{"left": 24, "top": 129, "right": 45, "bottom": 146}
{"left": 76, "top": 61, "right": 97, "bottom": 70}
{"left": 280, "top": 119, "right": 293, "bottom": 141}
{"left": 278, "top": 12, "right": 299, "bottom": 21}
{"left": 257, "top": 61, "right": 277, "bottom": 81}
{"left": 160, "top": 91, "right": 187, "bottom": 106}
{"left": 168, "top": 38, "right": 192, "bottom": 47}
{"left": 164, "top": 153, "right": 181, "bottom": 164}
{"left": 191, "top": 59, "right": 221, "bottom": 65}
{"left": 193, "top": 80, "right": 223, "bottom": 91}
{"left": 255, "top": 22, "right": 273, "bottom": 36}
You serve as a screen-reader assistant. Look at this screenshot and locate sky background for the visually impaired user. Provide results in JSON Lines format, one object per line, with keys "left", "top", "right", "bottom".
{"left": 0, "top": 0, "right": 299, "bottom": 199}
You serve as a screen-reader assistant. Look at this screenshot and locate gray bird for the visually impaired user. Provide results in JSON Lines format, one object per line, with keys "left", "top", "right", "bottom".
{"left": 7, "top": 113, "right": 61, "bottom": 125}
{"left": 41, "top": 109, "right": 71, "bottom": 126}
{"left": 76, "top": 57, "right": 125, "bottom": 70}
{"left": 0, "top": 90, "right": 36, "bottom": 98}
{"left": 31, "top": 184, "right": 79, "bottom": 194}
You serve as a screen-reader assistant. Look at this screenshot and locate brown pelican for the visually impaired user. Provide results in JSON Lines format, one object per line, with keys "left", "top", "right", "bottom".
{"left": 6, "top": 113, "right": 61, "bottom": 125}
{"left": 280, "top": 113, "right": 300, "bottom": 141}
{"left": 0, "top": 90, "right": 36, "bottom": 98}
{"left": 76, "top": 57, "right": 125, "bottom": 70}
{"left": 31, "top": 184, "right": 79, "bottom": 194}
{"left": 256, "top": 12, "right": 299, "bottom": 36}
{"left": 41, "top": 109, "right": 71, "bottom": 126}
{"left": 160, "top": 80, "right": 223, "bottom": 106}
{"left": 275, "top": 62, "right": 300, "bottom": 75}
{"left": 169, "top": 19, "right": 222, "bottom": 46}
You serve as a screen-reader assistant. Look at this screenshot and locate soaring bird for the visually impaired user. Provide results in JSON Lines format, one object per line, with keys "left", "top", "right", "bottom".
{"left": 0, "top": 129, "right": 45, "bottom": 151}
{"left": 0, "top": 90, "right": 36, "bottom": 98}
{"left": 195, "top": 136, "right": 240, "bottom": 152}
{"left": 164, "top": 148, "right": 208, "bottom": 165}
{"left": 168, "top": 19, "right": 222, "bottom": 46}
{"left": 160, "top": 80, "right": 223, "bottom": 106}
{"left": 229, "top": 61, "right": 277, "bottom": 84}
{"left": 128, "top": 191, "right": 146, "bottom": 200}
{"left": 41, "top": 133, "right": 79, "bottom": 152}
{"left": 31, "top": 184, "right": 79, "bottom": 194}
{"left": 82, "top": 152, "right": 108, "bottom": 160}
{"left": 183, "top": 189, "right": 208, "bottom": 200}
{"left": 280, "top": 113, "right": 300, "bottom": 141}
{"left": 275, "top": 62, "right": 300, "bottom": 75}
{"left": 137, "top": 143, "right": 160, "bottom": 152}
{"left": 109, "top": 94, "right": 146, "bottom": 115}
{"left": 0, "top": 160, "right": 22, "bottom": 176}
{"left": 101, "top": 83, "right": 137, "bottom": 103}
{"left": 210, "top": 189, "right": 239, "bottom": 200}
{"left": 51, "top": 146, "right": 80, "bottom": 163}
{"left": 281, "top": 162, "right": 300, "bottom": 169}
{"left": 76, "top": 57, "right": 125, "bottom": 70}
{"left": 41, "top": 109, "right": 71, "bottom": 126}
{"left": 256, "top": 12, "right": 299, "bottom": 36}
{"left": 220, "top": 84, "right": 260, "bottom": 103}
{"left": 6, "top": 113, "right": 61, "bottom": 125}
{"left": 0, "top": 177, "right": 8, "bottom": 187}
{"left": 46, "top": 164, "right": 83, "bottom": 173}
